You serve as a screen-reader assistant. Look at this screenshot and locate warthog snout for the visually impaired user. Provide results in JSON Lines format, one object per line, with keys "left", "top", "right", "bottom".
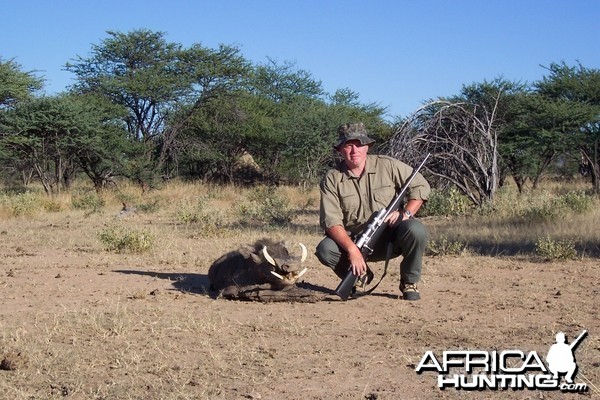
{"left": 263, "top": 243, "right": 307, "bottom": 282}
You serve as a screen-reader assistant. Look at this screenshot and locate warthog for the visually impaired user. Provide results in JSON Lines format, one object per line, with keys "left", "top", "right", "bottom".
{"left": 208, "top": 238, "right": 308, "bottom": 298}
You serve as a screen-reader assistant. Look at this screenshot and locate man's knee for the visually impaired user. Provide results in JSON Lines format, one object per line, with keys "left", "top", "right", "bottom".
{"left": 399, "top": 219, "right": 428, "bottom": 243}
{"left": 315, "top": 237, "right": 340, "bottom": 268}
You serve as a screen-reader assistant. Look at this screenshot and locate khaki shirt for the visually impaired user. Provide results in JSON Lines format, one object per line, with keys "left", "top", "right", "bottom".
{"left": 319, "top": 155, "right": 430, "bottom": 235}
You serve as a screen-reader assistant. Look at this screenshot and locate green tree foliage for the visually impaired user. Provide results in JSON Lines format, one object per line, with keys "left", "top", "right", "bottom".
{"left": 0, "top": 94, "right": 130, "bottom": 193}
{"left": 502, "top": 91, "right": 594, "bottom": 191}
{"left": 178, "top": 91, "right": 262, "bottom": 182}
{"left": 245, "top": 59, "right": 328, "bottom": 183}
{"left": 249, "top": 63, "right": 388, "bottom": 185}
{"left": 3, "top": 29, "right": 390, "bottom": 189}
{"left": 65, "top": 29, "right": 251, "bottom": 183}
{"left": 534, "top": 62, "right": 600, "bottom": 191}
{"left": 0, "top": 58, "right": 43, "bottom": 109}
{"left": 178, "top": 59, "right": 388, "bottom": 185}
{"left": 66, "top": 30, "right": 186, "bottom": 143}
{"left": 0, "top": 58, "right": 44, "bottom": 183}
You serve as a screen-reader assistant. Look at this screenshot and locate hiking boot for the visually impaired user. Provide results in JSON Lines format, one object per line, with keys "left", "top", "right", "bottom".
{"left": 400, "top": 281, "right": 420, "bottom": 301}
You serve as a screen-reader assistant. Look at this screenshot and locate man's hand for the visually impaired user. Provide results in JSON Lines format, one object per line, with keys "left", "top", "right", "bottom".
{"left": 324, "top": 224, "right": 368, "bottom": 276}
{"left": 347, "top": 246, "right": 368, "bottom": 276}
{"left": 384, "top": 210, "right": 403, "bottom": 227}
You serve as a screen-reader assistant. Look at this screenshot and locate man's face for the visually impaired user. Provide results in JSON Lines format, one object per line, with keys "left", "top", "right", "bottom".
{"left": 338, "top": 140, "right": 369, "bottom": 170}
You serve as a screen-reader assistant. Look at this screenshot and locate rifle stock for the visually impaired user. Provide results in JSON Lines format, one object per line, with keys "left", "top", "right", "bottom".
{"left": 334, "top": 154, "right": 430, "bottom": 300}
{"left": 335, "top": 271, "right": 358, "bottom": 300}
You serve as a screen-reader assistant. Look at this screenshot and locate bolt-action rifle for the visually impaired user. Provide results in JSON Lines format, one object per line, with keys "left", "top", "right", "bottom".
{"left": 335, "top": 154, "right": 431, "bottom": 300}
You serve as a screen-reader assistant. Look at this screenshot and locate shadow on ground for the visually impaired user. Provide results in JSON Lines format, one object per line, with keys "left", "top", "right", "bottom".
{"left": 112, "top": 270, "right": 212, "bottom": 295}
{"left": 112, "top": 269, "right": 336, "bottom": 299}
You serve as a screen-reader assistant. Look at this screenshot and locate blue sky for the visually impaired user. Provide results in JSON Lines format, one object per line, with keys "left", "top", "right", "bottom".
{"left": 2, "top": 0, "right": 599, "bottom": 119}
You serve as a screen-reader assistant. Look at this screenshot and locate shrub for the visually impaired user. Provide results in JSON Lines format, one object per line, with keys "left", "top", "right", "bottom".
{"left": 535, "top": 236, "right": 577, "bottom": 261}
{"left": 9, "top": 192, "right": 41, "bottom": 217}
{"left": 519, "top": 190, "right": 594, "bottom": 223}
{"left": 175, "top": 196, "right": 226, "bottom": 237}
{"left": 41, "top": 198, "right": 63, "bottom": 212}
{"left": 520, "top": 201, "right": 559, "bottom": 222}
{"left": 176, "top": 196, "right": 209, "bottom": 224}
{"left": 72, "top": 189, "right": 105, "bottom": 214}
{"left": 555, "top": 191, "right": 592, "bottom": 213}
{"left": 136, "top": 197, "right": 162, "bottom": 213}
{"left": 420, "top": 186, "right": 469, "bottom": 217}
{"left": 238, "top": 186, "right": 293, "bottom": 226}
{"left": 98, "top": 223, "right": 154, "bottom": 253}
{"left": 427, "top": 235, "right": 468, "bottom": 256}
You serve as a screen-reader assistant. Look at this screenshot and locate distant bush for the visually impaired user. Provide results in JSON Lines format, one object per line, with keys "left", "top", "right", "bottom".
{"left": 420, "top": 187, "right": 469, "bottom": 217}
{"left": 555, "top": 191, "right": 593, "bottom": 213}
{"left": 176, "top": 196, "right": 211, "bottom": 223}
{"left": 238, "top": 186, "right": 293, "bottom": 226}
{"left": 520, "top": 190, "right": 593, "bottom": 222}
{"left": 520, "top": 201, "right": 559, "bottom": 222}
{"left": 7, "top": 192, "right": 41, "bottom": 217}
{"left": 72, "top": 189, "right": 105, "bottom": 214}
{"left": 136, "top": 197, "right": 162, "bottom": 213}
{"left": 427, "top": 235, "right": 468, "bottom": 256}
{"left": 98, "top": 223, "right": 154, "bottom": 253}
{"left": 535, "top": 236, "right": 577, "bottom": 261}
{"left": 175, "top": 196, "right": 226, "bottom": 237}
{"left": 41, "top": 197, "right": 63, "bottom": 212}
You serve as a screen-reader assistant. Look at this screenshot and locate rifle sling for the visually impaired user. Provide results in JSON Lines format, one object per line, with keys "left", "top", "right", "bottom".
{"left": 364, "top": 242, "right": 394, "bottom": 295}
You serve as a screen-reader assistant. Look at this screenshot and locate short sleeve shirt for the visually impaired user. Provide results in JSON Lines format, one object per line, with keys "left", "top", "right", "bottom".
{"left": 319, "top": 155, "right": 430, "bottom": 235}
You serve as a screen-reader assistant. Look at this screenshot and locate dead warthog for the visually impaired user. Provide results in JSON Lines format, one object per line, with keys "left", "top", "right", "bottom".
{"left": 208, "top": 238, "right": 308, "bottom": 298}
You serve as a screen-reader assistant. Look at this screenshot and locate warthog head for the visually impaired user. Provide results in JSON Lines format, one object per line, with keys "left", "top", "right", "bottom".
{"left": 241, "top": 239, "right": 308, "bottom": 285}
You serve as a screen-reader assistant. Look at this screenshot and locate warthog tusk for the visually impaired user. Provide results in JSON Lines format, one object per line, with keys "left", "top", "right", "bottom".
{"left": 262, "top": 246, "right": 277, "bottom": 266}
{"left": 270, "top": 270, "right": 285, "bottom": 280}
{"left": 295, "top": 267, "right": 308, "bottom": 279}
{"left": 299, "top": 243, "right": 308, "bottom": 262}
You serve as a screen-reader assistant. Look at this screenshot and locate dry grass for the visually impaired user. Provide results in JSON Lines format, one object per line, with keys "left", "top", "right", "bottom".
{"left": 0, "top": 179, "right": 598, "bottom": 399}
{"left": 426, "top": 182, "right": 600, "bottom": 258}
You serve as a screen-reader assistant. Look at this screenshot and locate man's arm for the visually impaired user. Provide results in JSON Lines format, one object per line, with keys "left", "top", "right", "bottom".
{"left": 326, "top": 198, "right": 425, "bottom": 274}
{"left": 325, "top": 225, "right": 368, "bottom": 276}
{"left": 384, "top": 198, "right": 424, "bottom": 226}
{"left": 404, "top": 199, "right": 425, "bottom": 217}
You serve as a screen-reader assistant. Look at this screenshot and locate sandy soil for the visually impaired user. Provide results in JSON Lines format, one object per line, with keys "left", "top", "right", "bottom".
{"left": 0, "top": 209, "right": 598, "bottom": 399}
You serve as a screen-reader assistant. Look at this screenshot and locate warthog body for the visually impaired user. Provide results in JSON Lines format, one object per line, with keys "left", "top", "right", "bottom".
{"left": 208, "top": 238, "right": 308, "bottom": 298}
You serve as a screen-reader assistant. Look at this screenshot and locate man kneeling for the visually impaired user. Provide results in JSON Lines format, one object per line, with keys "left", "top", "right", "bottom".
{"left": 315, "top": 123, "right": 430, "bottom": 300}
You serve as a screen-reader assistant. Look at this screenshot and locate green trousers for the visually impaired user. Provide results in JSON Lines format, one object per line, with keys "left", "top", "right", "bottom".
{"left": 315, "top": 219, "right": 428, "bottom": 285}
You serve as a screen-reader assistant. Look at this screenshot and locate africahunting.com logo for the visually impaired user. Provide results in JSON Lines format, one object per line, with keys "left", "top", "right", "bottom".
{"left": 416, "top": 330, "right": 590, "bottom": 392}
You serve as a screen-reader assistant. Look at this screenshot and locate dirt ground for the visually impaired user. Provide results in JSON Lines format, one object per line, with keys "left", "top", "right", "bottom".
{"left": 0, "top": 208, "right": 598, "bottom": 399}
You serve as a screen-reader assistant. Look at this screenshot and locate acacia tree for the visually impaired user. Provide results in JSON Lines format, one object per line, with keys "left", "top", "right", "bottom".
{"left": 535, "top": 62, "right": 600, "bottom": 191}
{"left": 176, "top": 59, "right": 323, "bottom": 183}
{"left": 0, "top": 58, "right": 44, "bottom": 183}
{"left": 0, "top": 95, "right": 129, "bottom": 194}
{"left": 502, "top": 91, "right": 594, "bottom": 191}
{"left": 177, "top": 91, "right": 260, "bottom": 182}
{"left": 0, "top": 58, "right": 43, "bottom": 109}
{"left": 1, "top": 97, "right": 78, "bottom": 194}
{"left": 245, "top": 59, "right": 326, "bottom": 182}
{"left": 245, "top": 61, "right": 388, "bottom": 185}
{"left": 65, "top": 29, "right": 251, "bottom": 182}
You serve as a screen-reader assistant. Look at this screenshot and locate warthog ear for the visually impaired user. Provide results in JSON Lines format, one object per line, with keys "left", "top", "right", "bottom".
{"left": 262, "top": 246, "right": 277, "bottom": 266}
{"left": 238, "top": 245, "right": 255, "bottom": 259}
